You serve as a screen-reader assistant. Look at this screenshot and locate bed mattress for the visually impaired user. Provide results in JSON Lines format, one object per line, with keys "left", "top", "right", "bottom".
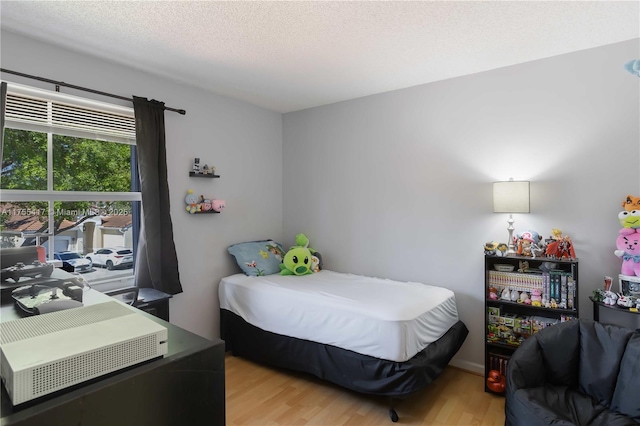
{"left": 218, "top": 270, "right": 459, "bottom": 362}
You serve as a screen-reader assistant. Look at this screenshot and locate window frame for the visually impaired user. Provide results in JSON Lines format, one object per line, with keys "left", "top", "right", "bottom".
{"left": 1, "top": 82, "right": 141, "bottom": 270}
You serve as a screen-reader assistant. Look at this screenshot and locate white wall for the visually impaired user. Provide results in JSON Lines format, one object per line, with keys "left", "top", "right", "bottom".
{"left": 1, "top": 30, "right": 283, "bottom": 340}
{"left": 283, "top": 39, "right": 640, "bottom": 373}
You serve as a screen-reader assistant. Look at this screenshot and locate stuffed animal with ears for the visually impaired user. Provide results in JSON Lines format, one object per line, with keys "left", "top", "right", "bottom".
{"left": 622, "top": 195, "right": 640, "bottom": 212}
{"left": 615, "top": 228, "right": 640, "bottom": 277}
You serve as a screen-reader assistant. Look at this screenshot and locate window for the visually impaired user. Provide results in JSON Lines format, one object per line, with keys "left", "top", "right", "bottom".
{"left": 1, "top": 82, "right": 140, "bottom": 288}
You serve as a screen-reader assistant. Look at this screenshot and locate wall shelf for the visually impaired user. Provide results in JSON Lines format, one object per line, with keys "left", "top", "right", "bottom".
{"left": 189, "top": 172, "right": 220, "bottom": 178}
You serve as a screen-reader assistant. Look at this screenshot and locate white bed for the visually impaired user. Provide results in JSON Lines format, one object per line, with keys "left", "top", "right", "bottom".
{"left": 219, "top": 270, "right": 459, "bottom": 362}
{"left": 219, "top": 269, "right": 468, "bottom": 422}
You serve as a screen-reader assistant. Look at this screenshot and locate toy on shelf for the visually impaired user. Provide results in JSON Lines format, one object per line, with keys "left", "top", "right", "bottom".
{"left": 486, "top": 370, "right": 506, "bottom": 393}
{"left": 618, "top": 210, "right": 640, "bottom": 229}
{"left": 190, "top": 157, "right": 218, "bottom": 176}
{"left": 622, "top": 195, "right": 640, "bottom": 212}
{"left": 615, "top": 228, "right": 640, "bottom": 277}
{"left": 516, "top": 231, "right": 545, "bottom": 258}
{"left": 615, "top": 195, "right": 640, "bottom": 277}
{"left": 484, "top": 241, "right": 508, "bottom": 257}
{"left": 531, "top": 289, "right": 542, "bottom": 306}
{"left": 185, "top": 189, "right": 225, "bottom": 214}
{"left": 545, "top": 229, "right": 576, "bottom": 259}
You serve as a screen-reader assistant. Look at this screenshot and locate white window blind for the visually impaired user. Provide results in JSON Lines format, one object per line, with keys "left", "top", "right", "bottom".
{"left": 3, "top": 82, "right": 136, "bottom": 145}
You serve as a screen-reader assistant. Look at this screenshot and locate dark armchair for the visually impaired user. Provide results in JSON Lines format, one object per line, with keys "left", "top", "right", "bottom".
{"left": 505, "top": 319, "right": 640, "bottom": 426}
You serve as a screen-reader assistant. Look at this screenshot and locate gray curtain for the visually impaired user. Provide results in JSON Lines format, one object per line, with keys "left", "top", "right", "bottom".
{"left": 133, "top": 96, "right": 182, "bottom": 295}
{"left": 1, "top": 82, "right": 6, "bottom": 164}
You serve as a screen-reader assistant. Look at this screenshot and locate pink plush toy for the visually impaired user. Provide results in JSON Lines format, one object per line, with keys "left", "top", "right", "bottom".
{"left": 212, "top": 199, "right": 226, "bottom": 212}
{"left": 615, "top": 228, "right": 640, "bottom": 277}
{"left": 530, "top": 289, "right": 542, "bottom": 306}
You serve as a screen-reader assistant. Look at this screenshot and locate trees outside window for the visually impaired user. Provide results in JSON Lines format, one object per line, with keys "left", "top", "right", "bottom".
{"left": 1, "top": 83, "right": 140, "bottom": 287}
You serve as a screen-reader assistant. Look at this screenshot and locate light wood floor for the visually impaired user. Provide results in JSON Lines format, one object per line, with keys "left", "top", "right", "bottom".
{"left": 226, "top": 354, "right": 505, "bottom": 426}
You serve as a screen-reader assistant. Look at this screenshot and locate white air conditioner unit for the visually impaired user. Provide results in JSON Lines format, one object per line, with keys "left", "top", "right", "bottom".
{"left": 0, "top": 301, "right": 168, "bottom": 405}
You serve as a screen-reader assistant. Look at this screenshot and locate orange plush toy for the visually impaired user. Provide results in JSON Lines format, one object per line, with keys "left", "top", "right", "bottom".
{"left": 622, "top": 195, "right": 640, "bottom": 212}
{"left": 486, "top": 370, "right": 506, "bottom": 393}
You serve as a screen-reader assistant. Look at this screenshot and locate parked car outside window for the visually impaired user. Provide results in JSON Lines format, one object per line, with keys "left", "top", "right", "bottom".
{"left": 54, "top": 251, "right": 93, "bottom": 273}
{"left": 85, "top": 248, "right": 133, "bottom": 270}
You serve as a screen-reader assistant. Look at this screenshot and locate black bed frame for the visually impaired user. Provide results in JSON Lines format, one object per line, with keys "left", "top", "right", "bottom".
{"left": 220, "top": 309, "right": 468, "bottom": 422}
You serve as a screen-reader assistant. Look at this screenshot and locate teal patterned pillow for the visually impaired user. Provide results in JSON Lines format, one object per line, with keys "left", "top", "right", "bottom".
{"left": 228, "top": 240, "right": 285, "bottom": 276}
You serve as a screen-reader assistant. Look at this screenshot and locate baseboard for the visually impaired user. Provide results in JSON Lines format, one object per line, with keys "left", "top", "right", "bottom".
{"left": 449, "top": 359, "right": 484, "bottom": 376}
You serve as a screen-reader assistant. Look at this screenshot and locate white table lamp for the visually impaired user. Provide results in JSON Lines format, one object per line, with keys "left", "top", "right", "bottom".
{"left": 493, "top": 179, "right": 530, "bottom": 255}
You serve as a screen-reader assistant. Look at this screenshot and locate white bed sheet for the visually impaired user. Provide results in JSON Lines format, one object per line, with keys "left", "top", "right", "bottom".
{"left": 219, "top": 270, "right": 459, "bottom": 362}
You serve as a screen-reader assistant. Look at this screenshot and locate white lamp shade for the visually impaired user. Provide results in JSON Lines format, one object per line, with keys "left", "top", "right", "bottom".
{"left": 493, "top": 181, "right": 530, "bottom": 213}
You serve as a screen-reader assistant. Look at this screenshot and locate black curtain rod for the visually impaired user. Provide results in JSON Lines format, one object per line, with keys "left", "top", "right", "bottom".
{"left": 0, "top": 68, "right": 186, "bottom": 115}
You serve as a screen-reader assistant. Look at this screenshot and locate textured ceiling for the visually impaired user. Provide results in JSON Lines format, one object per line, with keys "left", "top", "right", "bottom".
{"left": 1, "top": 1, "right": 638, "bottom": 113}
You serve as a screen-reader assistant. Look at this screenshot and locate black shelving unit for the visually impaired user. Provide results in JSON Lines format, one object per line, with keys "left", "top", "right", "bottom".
{"left": 484, "top": 254, "right": 579, "bottom": 394}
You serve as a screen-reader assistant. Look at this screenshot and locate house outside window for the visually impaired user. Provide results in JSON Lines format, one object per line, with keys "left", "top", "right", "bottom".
{"left": 1, "top": 82, "right": 140, "bottom": 288}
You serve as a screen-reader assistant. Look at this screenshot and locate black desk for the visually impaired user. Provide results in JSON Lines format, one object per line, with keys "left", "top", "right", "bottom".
{"left": 0, "top": 289, "right": 225, "bottom": 426}
{"left": 590, "top": 296, "right": 640, "bottom": 332}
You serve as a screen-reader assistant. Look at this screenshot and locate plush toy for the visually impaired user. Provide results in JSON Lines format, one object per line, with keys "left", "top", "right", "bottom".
{"left": 622, "top": 195, "right": 640, "bottom": 212}
{"left": 501, "top": 287, "right": 511, "bottom": 301}
{"left": 531, "top": 289, "right": 542, "bottom": 307}
{"left": 211, "top": 199, "right": 226, "bottom": 212}
{"left": 615, "top": 228, "right": 640, "bottom": 277}
{"left": 486, "top": 370, "right": 506, "bottom": 393}
{"left": 201, "top": 197, "right": 212, "bottom": 211}
{"left": 488, "top": 287, "right": 498, "bottom": 300}
{"left": 279, "top": 246, "right": 314, "bottom": 276}
{"left": 185, "top": 190, "right": 200, "bottom": 214}
{"left": 603, "top": 291, "right": 618, "bottom": 306}
{"left": 618, "top": 210, "right": 640, "bottom": 229}
{"left": 519, "top": 291, "right": 531, "bottom": 305}
{"left": 617, "top": 295, "right": 634, "bottom": 308}
{"left": 516, "top": 231, "right": 544, "bottom": 258}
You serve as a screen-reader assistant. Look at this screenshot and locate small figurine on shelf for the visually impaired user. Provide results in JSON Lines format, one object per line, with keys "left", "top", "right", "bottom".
{"left": 603, "top": 291, "right": 618, "bottom": 306}
{"left": 486, "top": 370, "right": 506, "bottom": 394}
{"left": 592, "top": 288, "right": 605, "bottom": 303}
{"left": 501, "top": 287, "right": 511, "bottom": 301}
{"left": 193, "top": 158, "right": 201, "bottom": 174}
{"left": 531, "top": 289, "right": 542, "bottom": 306}
{"left": 617, "top": 295, "right": 634, "bottom": 308}
{"left": 545, "top": 229, "right": 576, "bottom": 259}
{"left": 488, "top": 286, "right": 499, "bottom": 300}
{"left": 519, "top": 291, "right": 531, "bottom": 305}
{"left": 202, "top": 164, "right": 210, "bottom": 175}
{"left": 518, "top": 261, "right": 529, "bottom": 273}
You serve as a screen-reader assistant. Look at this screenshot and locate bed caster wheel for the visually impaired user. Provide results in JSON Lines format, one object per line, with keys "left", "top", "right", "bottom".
{"left": 389, "top": 409, "right": 399, "bottom": 422}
